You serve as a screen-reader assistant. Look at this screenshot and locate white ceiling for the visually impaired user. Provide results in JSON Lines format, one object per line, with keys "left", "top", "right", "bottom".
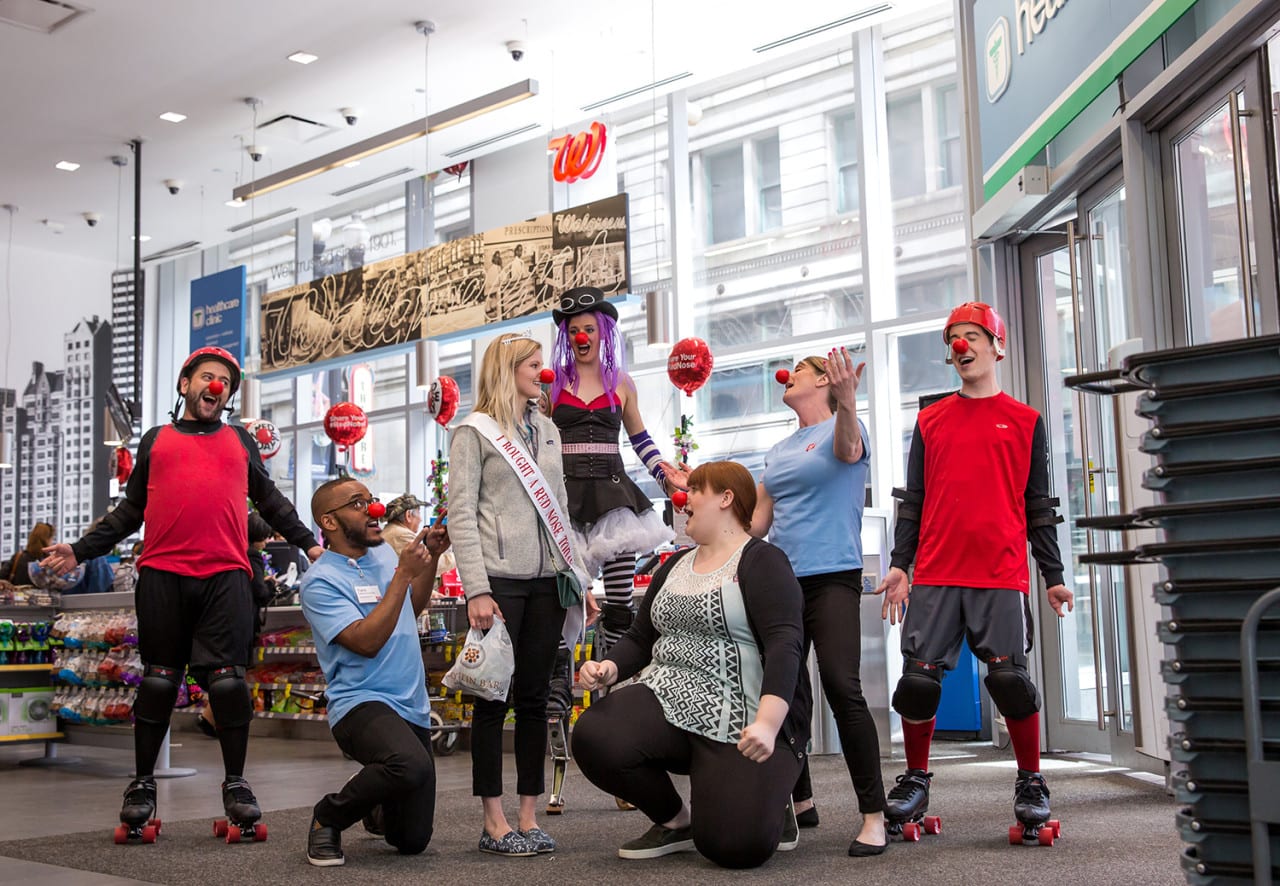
{"left": 0, "top": 0, "right": 925, "bottom": 263}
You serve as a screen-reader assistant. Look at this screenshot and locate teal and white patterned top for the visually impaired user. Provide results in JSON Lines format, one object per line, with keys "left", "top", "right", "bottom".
{"left": 636, "top": 541, "right": 763, "bottom": 743}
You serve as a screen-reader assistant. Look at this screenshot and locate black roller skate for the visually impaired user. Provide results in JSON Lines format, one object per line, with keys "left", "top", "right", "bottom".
{"left": 213, "top": 776, "right": 267, "bottom": 843}
{"left": 1008, "top": 770, "right": 1060, "bottom": 846}
{"left": 884, "top": 769, "right": 941, "bottom": 842}
{"left": 545, "top": 646, "right": 574, "bottom": 815}
{"left": 114, "top": 776, "right": 161, "bottom": 844}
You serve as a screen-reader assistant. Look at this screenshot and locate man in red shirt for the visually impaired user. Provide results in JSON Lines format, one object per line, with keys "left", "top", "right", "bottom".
{"left": 42, "top": 347, "right": 323, "bottom": 840}
{"left": 875, "top": 303, "right": 1073, "bottom": 843}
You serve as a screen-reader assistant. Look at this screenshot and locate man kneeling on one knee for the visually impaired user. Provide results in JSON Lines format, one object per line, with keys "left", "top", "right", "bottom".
{"left": 301, "top": 478, "right": 450, "bottom": 867}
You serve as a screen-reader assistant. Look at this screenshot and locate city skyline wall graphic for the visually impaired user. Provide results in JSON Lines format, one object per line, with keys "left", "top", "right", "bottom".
{"left": 259, "top": 193, "right": 630, "bottom": 374}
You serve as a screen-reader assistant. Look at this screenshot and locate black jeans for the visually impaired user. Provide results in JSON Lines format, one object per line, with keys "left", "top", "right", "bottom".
{"left": 573, "top": 684, "right": 803, "bottom": 870}
{"left": 471, "top": 576, "right": 562, "bottom": 797}
{"left": 314, "top": 701, "right": 436, "bottom": 855}
{"left": 792, "top": 570, "right": 886, "bottom": 814}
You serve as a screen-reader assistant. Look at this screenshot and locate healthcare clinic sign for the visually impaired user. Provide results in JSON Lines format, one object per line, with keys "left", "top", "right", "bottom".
{"left": 549, "top": 122, "right": 607, "bottom": 183}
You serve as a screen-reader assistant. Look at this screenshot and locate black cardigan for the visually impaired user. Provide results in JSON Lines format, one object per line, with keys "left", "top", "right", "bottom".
{"left": 606, "top": 537, "right": 812, "bottom": 761}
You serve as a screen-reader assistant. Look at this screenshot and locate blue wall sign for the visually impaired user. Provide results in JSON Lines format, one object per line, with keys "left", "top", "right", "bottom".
{"left": 190, "top": 266, "right": 247, "bottom": 363}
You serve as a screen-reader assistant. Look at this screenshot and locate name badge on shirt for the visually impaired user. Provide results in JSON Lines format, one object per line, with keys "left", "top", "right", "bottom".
{"left": 355, "top": 585, "right": 382, "bottom": 604}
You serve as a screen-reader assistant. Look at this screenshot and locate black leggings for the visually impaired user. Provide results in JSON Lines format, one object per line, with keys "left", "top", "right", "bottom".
{"left": 573, "top": 684, "right": 803, "bottom": 869}
{"left": 792, "top": 570, "right": 886, "bottom": 814}
{"left": 471, "top": 577, "right": 563, "bottom": 797}
{"left": 315, "top": 701, "right": 436, "bottom": 854}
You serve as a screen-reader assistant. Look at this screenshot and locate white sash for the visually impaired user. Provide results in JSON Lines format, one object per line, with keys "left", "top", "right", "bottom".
{"left": 459, "top": 411, "right": 589, "bottom": 647}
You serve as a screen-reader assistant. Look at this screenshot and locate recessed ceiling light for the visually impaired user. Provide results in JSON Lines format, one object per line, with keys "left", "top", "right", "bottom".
{"left": 225, "top": 198, "right": 246, "bottom": 208}
{"left": 158, "top": 112, "right": 187, "bottom": 123}
{"left": 287, "top": 51, "right": 319, "bottom": 65}
{"left": 55, "top": 161, "right": 80, "bottom": 171}
{"left": 131, "top": 235, "right": 152, "bottom": 242}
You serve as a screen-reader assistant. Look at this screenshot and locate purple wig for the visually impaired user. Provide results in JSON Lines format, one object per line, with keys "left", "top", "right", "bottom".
{"left": 550, "top": 310, "right": 627, "bottom": 410}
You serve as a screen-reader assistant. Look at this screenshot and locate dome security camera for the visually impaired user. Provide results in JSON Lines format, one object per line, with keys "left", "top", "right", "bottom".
{"left": 339, "top": 107, "right": 359, "bottom": 127}
{"left": 164, "top": 179, "right": 183, "bottom": 196}
{"left": 247, "top": 144, "right": 266, "bottom": 162}
{"left": 505, "top": 40, "right": 525, "bottom": 62}
{"left": 83, "top": 211, "right": 101, "bottom": 227}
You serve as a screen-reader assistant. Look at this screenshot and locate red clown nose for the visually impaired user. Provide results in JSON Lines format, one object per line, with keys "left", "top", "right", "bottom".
{"left": 775, "top": 368, "right": 790, "bottom": 385}
{"left": 367, "top": 502, "right": 387, "bottom": 519}
{"left": 538, "top": 368, "right": 555, "bottom": 384}
{"left": 671, "top": 490, "right": 688, "bottom": 509}
{"left": 574, "top": 332, "right": 590, "bottom": 346}
{"left": 207, "top": 379, "right": 225, "bottom": 396}
{"left": 951, "top": 339, "right": 970, "bottom": 355}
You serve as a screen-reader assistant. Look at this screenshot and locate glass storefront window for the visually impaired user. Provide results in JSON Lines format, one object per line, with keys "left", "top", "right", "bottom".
{"left": 704, "top": 145, "right": 746, "bottom": 244}
{"left": 754, "top": 134, "right": 782, "bottom": 232}
{"left": 936, "top": 84, "right": 962, "bottom": 189}
{"left": 260, "top": 377, "right": 295, "bottom": 428}
{"left": 888, "top": 92, "right": 926, "bottom": 200}
{"left": 833, "top": 109, "right": 860, "bottom": 214}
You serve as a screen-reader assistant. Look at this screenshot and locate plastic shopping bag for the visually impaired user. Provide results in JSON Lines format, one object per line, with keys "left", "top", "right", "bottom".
{"left": 441, "top": 620, "right": 515, "bottom": 702}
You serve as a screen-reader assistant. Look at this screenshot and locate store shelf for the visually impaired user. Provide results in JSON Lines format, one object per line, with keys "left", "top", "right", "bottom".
{"left": 256, "top": 711, "right": 327, "bottom": 722}
{"left": 0, "top": 732, "right": 64, "bottom": 743}
{"left": 252, "top": 682, "right": 326, "bottom": 692}
{"left": 254, "top": 645, "right": 316, "bottom": 656}
{"left": 0, "top": 663, "right": 56, "bottom": 672}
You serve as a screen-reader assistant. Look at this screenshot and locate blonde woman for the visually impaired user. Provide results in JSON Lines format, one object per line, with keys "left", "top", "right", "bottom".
{"left": 449, "top": 333, "right": 571, "bottom": 857}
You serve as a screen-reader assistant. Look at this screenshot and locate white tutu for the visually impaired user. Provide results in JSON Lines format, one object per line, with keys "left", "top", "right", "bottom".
{"left": 573, "top": 507, "right": 674, "bottom": 578}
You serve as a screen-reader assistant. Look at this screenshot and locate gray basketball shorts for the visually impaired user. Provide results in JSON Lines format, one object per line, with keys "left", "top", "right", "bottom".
{"left": 899, "top": 584, "right": 1034, "bottom": 670}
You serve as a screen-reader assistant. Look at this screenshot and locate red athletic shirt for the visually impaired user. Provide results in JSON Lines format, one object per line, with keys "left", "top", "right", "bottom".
{"left": 892, "top": 392, "right": 1063, "bottom": 593}
{"left": 137, "top": 424, "right": 251, "bottom": 578}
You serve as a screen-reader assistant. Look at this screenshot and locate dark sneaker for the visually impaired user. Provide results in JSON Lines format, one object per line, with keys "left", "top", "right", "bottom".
{"left": 884, "top": 769, "right": 931, "bottom": 823}
{"left": 119, "top": 776, "right": 157, "bottom": 826}
{"left": 1014, "top": 769, "right": 1051, "bottom": 825}
{"left": 778, "top": 800, "right": 799, "bottom": 851}
{"left": 478, "top": 830, "right": 538, "bottom": 856}
{"left": 796, "top": 804, "right": 820, "bottom": 828}
{"left": 307, "top": 817, "right": 345, "bottom": 867}
{"left": 221, "top": 776, "right": 261, "bottom": 823}
{"left": 618, "top": 823, "right": 695, "bottom": 859}
{"left": 362, "top": 804, "right": 385, "bottom": 837}
{"left": 518, "top": 826, "right": 557, "bottom": 853}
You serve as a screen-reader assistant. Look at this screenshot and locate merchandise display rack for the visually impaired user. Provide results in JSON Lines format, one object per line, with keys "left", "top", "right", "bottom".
{"left": 0, "top": 599, "right": 65, "bottom": 766}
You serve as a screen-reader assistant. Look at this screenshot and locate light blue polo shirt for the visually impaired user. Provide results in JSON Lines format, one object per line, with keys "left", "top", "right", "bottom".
{"left": 762, "top": 415, "right": 870, "bottom": 577}
{"left": 300, "top": 545, "right": 431, "bottom": 729}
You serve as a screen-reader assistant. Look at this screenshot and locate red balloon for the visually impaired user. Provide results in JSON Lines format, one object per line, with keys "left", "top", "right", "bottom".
{"left": 207, "top": 379, "right": 225, "bottom": 396}
{"left": 667, "top": 337, "right": 714, "bottom": 397}
{"left": 367, "top": 501, "right": 387, "bottom": 519}
{"left": 324, "top": 402, "right": 368, "bottom": 449}
{"left": 246, "top": 419, "right": 282, "bottom": 459}
{"left": 951, "top": 338, "right": 969, "bottom": 355}
{"left": 671, "top": 490, "right": 688, "bottom": 509}
{"left": 573, "top": 332, "right": 590, "bottom": 346}
{"left": 113, "top": 446, "right": 133, "bottom": 485}
{"left": 427, "top": 376, "right": 461, "bottom": 427}
{"left": 538, "top": 368, "right": 555, "bottom": 384}
{"left": 775, "top": 368, "right": 790, "bottom": 385}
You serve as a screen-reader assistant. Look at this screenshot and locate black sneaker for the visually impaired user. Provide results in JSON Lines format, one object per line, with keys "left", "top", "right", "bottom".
{"left": 1014, "top": 769, "right": 1051, "bottom": 825}
{"left": 618, "top": 823, "right": 695, "bottom": 859}
{"left": 307, "top": 817, "right": 345, "bottom": 867}
{"left": 778, "top": 800, "right": 799, "bottom": 851}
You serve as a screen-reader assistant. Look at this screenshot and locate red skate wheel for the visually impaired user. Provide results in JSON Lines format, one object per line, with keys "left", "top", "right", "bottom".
{"left": 902, "top": 821, "right": 921, "bottom": 842}
{"left": 923, "top": 815, "right": 942, "bottom": 835}
{"left": 1038, "top": 827, "right": 1055, "bottom": 846}
{"left": 1008, "top": 825, "right": 1023, "bottom": 845}
{"left": 113, "top": 824, "right": 129, "bottom": 844}
{"left": 1048, "top": 819, "right": 1061, "bottom": 838}
{"left": 226, "top": 827, "right": 241, "bottom": 844}
{"left": 150, "top": 818, "right": 162, "bottom": 833}
{"left": 213, "top": 819, "right": 227, "bottom": 838}
{"left": 142, "top": 825, "right": 158, "bottom": 844}
{"left": 254, "top": 823, "right": 268, "bottom": 842}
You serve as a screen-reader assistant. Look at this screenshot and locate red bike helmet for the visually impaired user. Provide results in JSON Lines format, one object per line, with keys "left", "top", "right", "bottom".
{"left": 943, "top": 301, "right": 1006, "bottom": 361}
{"left": 177, "top": 347, "right": 241, "bottom": 395}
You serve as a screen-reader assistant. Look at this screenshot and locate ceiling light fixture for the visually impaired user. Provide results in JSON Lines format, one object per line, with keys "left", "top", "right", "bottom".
{"left": 55, "top": 161, "right": 80, "bottom": 171}
{"left": 225, "top": 198, "right": 246, "bottom": 208}
{"left": 131, "top": 234, "right": 152, "bottom": 242}
{"left": 287, "top": 50, "right": 319, "bottom": 65}
{"left": 158, "top": 112, "right": 187, "bottom": 123}
{"left": 343, "top": 160, "right": 361, "bottom": 168}
{"left": 232, "top": 78, "right": 539, "bottom": 202}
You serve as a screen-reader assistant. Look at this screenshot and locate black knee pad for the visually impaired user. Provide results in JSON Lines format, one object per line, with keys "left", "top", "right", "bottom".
{"left": 984, "top": 659, "right": 1040, "bottom": 720}
{"left": 206, "top": 665, "right": 253, "bottom": 729}
{"left": 892, "top": 660, "right": 943, "bottom": 722}
{"left": 600, "top": 601, "right": 635, "bottom": 634}
{"left": 134, "top": 665, "right": 183, "bottom": 724}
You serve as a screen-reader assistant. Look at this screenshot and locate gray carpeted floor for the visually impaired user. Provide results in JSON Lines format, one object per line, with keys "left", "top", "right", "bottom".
{"left": 0, "top": 746, "right": 1184, "bottom": 885}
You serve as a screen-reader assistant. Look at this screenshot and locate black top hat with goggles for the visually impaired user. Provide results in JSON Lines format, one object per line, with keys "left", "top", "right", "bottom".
{"left": 552, "top": 286, "right": 618, "bottom": 326}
